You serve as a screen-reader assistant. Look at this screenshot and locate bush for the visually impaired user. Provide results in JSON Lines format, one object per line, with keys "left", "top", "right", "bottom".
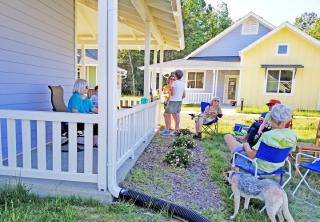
{"left": 172, "top": 135, "right": 196, "bottom": 150}
{"left": 175, "top": 128, "right": 193, "bottom": 136}
{"left": 164, "top": 147, "right": 192, "bottom": 168}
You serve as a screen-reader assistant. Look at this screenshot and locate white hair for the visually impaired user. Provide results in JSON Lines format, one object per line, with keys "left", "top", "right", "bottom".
{"left": 270, "top": 104, "right": 292, "bottom": 124}
{"left": 73, "top": 79, "right": 88, "bottom": 93}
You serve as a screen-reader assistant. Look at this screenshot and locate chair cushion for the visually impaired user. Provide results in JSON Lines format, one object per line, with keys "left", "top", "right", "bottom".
{"left": 48, "top": 86, "right": 67, "bottom": 112}
{"left": 300, "top": 160, "right": 320, "bottom": 172}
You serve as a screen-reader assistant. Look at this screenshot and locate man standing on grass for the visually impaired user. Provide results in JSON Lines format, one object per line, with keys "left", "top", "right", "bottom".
{"left": 160, "top": 69, "right": 185, "bottom": 136}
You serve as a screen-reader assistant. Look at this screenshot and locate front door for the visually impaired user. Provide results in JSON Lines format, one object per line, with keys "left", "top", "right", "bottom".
{"left": 223, "top": 75, "right": 238, "bottom": 104}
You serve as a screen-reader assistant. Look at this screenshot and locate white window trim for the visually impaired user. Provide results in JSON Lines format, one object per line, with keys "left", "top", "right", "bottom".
{"left": 263, "top": 68, "right": 295, "bottom": 96}
{"left": 186, "top": 70, "right": 206, "bottom": 91}
{"left": 275, "top": 43, "right": 289, "bottom": 56}
{"left": 241, "top": 19, "right": 259, "bottom": 35}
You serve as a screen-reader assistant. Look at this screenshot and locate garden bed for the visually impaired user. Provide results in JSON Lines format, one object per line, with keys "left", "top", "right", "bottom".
{"left": 121, "top": 134, "right": 223, "bottom": 215}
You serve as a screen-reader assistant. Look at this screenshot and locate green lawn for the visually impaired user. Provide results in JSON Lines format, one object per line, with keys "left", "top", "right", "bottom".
{"left": 237, "top": 106, "right": 320, "bottom": 117}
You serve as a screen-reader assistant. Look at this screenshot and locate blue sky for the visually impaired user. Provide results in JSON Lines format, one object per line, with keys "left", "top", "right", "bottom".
{"left": 205, "top": 0, "right": 320, "bottom": 26}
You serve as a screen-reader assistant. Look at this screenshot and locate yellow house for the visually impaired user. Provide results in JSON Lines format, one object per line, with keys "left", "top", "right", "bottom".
{"left": 240, "top": 22, "right": 320, "bottom": 110}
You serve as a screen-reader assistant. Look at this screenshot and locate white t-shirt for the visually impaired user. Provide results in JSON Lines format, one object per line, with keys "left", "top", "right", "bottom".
{"left": 170, "top": 80, "right": 185, "bottom": 102}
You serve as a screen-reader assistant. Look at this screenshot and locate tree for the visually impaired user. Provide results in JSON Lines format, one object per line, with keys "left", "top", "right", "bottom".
{"left": 309, "top": 18, "right": 320, "bottom": 40}
{"left": 294, "top": 12, "right": 318, "bottom": 32}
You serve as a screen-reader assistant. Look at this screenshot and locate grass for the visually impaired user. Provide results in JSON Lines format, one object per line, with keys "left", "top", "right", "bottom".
{"left": 0, "top": 183, "right": 170, "bottom": 222}
{"left": 237, "top": 106, "right": 320, "bottom": 117}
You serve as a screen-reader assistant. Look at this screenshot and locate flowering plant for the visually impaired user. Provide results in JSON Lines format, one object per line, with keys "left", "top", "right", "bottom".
{"left": 175, "top": 128, "right": 193, "bottom": 136}
{"left": 172, "top": 135, "right": 196, "bottom": 150}
{"left": 164, "top": 147, "right": 192, "bottom": 168}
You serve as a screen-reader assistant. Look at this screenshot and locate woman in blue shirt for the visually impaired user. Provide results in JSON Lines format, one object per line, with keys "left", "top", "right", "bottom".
{"left": 67, "top": 79, "right": 98, "bottom": 113}
{"left": 67, "top": 79, "right": 98, "bottom": 146}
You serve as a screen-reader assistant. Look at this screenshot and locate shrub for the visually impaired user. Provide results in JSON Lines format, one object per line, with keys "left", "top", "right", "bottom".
{"left": 164, "top": 147, "right": 192, "bottom": 168}
{"left": 172, "top": 135, "right": 196, "bottom": 150}
{"left": 175, "top": 128, "right": 193, "bottom": 136}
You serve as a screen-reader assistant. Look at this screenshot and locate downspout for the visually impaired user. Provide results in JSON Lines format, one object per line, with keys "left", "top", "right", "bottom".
{"left": 105, "top": 0, "right": 121, "bottom": 197}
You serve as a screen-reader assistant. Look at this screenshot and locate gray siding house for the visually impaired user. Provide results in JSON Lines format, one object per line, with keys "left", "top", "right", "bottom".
{"left": 152, "top": 12, "right": 274, "bottom": 104}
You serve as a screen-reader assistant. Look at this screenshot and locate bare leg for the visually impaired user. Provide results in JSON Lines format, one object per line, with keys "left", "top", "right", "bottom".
{"left": 195, "top": 117, "right": 204, "bottom": 134}
{"left": 224, "top": 134, "right": 242, "bottom": 153}
{"left": 172, "top": 113, "right": 180, "bottom": 130}
{"left": 164, "top": 113, "right": 171, "bottom": 130}
{"left": 244, "top": 197, "right": 250, "bottom": 209}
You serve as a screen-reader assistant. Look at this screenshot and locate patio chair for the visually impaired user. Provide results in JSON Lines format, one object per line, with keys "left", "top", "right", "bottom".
{"left": 293, "top": 152, "right": 320, "bottom": 207}
{"left": 232, "top": 141, "right": 292, "bottom": 187}
{"left": 295, "top": 121, "right": 320, "bottom": 173}
{"left": 48, "top": 85, "right": 84, "bottom": 150}
{"left": 200, "top": 102, "right": 223, "bottom": 134}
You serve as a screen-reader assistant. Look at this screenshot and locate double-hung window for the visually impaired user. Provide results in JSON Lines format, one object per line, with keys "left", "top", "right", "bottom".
{"left": 266, "top": 70, "right": 293, "bottom": 94}
{"left": 187, "top": 72, "right": 204, "bottom": 89}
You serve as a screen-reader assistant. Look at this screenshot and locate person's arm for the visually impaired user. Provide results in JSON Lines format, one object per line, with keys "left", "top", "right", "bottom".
{"left": 243, "top": 142, "right": 257, "bottom": 159}
{"left": 91, "top": 107, "right": 98, "bottom": 113}
{"left": 71, "top": 108, "right": 79, "bottom": 113}
{"left": 257, "top": 118, "right": 267, "bottom": 135}
{"left": 170, "top": 81, "right": 175, "bottom": 96}
{"left": 182, "top": 89, "right": 186, "bottom": 99}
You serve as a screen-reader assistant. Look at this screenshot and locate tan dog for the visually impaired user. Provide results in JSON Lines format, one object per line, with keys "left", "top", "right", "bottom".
{"left": 224, "top": 170, "right": 294, "bottom": 222}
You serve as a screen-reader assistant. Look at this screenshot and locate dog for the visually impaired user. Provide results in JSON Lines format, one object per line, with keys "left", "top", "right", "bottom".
{"left": 224, "top": 170, "right": 294, "bottom": 222}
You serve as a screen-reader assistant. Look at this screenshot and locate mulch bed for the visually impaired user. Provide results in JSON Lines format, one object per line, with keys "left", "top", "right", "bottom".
{"left": 121, "top": 134, "right": 223, "bottom": 212}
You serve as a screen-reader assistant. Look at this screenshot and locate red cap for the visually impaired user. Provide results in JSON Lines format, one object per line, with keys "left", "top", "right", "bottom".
{"left": 266, "top": 99, "right": 281, "bottom": 106}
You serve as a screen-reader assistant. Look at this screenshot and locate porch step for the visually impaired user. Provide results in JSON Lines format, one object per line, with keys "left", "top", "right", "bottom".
{"left": 0, "top": 175, "right": 113, "bottom": 204}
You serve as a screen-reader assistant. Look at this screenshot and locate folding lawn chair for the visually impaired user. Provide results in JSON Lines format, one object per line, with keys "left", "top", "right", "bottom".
{"left": 293, "top": 152, "right": 320, "bottom": 207}
{"left": 232, "top": 141, "right": 292, "bottom": 187}
{"left": 200, "top": 102, "right": 223, "bottom": 134}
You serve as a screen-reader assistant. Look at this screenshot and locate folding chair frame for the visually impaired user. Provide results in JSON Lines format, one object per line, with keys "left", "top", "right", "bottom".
{"left": 293, "top": 152, "right": 320, "bottom": 207}
{"left": 232, "top": 152, "right": 292, "bottom": 188}
{"left": 202, "top": 120, "right": 218, "bottom": 134}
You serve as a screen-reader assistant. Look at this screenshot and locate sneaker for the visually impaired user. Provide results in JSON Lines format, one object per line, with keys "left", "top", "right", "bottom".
{"left": 160, "top": 129, "right": 171, "bottom": 136}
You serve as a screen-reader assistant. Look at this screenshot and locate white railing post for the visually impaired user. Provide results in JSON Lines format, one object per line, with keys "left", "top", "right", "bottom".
{"left": 7, "top": 119, "right": 17, "bottom": 168}
{"left": 52, "top": 122, "right": 61, "bottom": 172}
{"left": 22, "top": 120, "right": 31, "bottom": 169}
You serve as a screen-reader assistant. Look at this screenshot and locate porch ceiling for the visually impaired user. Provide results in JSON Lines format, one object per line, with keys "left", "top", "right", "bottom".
{"left": 76, "top": 0, "right": 184, "bottom": 50}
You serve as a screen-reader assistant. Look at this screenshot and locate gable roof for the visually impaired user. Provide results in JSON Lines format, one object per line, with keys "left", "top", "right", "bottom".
{"left": 241, "top": 22, "right": 320, "bottom": 54}
{"left": 185, "top": 12, "right": 275, "bottom": 59}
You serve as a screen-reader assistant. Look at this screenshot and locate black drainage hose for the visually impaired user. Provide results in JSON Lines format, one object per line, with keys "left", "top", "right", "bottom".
{"left": 119, "top": 188, "right": 211, "bottom": 222}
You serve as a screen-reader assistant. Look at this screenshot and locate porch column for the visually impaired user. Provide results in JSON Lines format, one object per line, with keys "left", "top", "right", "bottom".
{"left": 158, "top": 47, "right": 164, "bottom": 124}
{"left": 151, "top": 49, "right": 158, "bottom": 96}
{"left": 212, "top": 69, "right": 216, "bottom": 98}
{"left": 144, "top": 22, "right": 151, "bottom": 99}
{"left": 80, "top": 44, "right": 86, "bottom": 79}
{"left": 214, "top": 70, "right": 219, "bottom": 97}
{"left": 98, "top": 0, "right": 120, "bottom": 196}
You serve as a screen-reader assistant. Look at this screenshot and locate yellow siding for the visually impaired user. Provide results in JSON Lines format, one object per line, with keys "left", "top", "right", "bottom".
{"left": 241, "top": 27, "right": 320, "bottom": 110}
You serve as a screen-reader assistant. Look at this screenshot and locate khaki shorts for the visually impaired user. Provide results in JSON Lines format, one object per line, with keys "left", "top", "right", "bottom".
{"left": 164, "top": 101, "right": 182, "bottom": 114}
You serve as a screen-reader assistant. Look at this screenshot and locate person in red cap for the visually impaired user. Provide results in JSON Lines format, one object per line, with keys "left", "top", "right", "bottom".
{"left": 237, "top": 99, "right": 281, "bottom": 146}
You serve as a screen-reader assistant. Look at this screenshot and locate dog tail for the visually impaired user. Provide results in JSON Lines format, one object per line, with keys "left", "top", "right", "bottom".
{"left": 282, "top": 190, "right": 295, "bottom": 222}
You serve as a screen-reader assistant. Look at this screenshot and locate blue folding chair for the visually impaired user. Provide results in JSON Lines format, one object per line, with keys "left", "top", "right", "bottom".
{"left": 293, "top": 152, "right": 320, "bottom": 206}
{"left": 200, "top": 102, "right": 223, "bottom": 134}
{"left": 232, "top": 141, "right": 292, "bottom": 187}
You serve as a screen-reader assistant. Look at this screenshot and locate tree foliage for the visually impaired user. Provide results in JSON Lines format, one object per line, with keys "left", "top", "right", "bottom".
{"left": 309, "top": 18, "right": 320, "bottom": 40}
{"left": 294, "top": 12, "right": 318, "bottom": 33}
{"left": 119, "top": 0, "right": 232, "bottom": 95}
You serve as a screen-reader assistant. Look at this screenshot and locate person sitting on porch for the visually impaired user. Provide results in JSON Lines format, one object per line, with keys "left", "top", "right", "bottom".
{"left": 193, "top": 97, "right": 222, "bottom": 140}
{"left": 90, "top": 85, "right": 98, "bottom": 108}
{"left": 236, "top": 99, "right": 281, "bottom": 146}
{"left": 160, "top": 69, "right": 185, "bottom": 136}
{"left": 225, "top": 104, "right": 296, "bottom": 173}
{"left": 67, "top": 79, "right": 98, "bottom": 146}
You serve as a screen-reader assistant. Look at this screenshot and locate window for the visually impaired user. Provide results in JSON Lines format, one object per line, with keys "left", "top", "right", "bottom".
{"left": 276, "top": 44, "right": 289, "bottom": 55}
{"left": 266, "top": 70, "right": 293, "bottom": 94}
{"left": 187, "top": 72, "right": 204, "bottom": 89}
{"left": 242, "top": 19, "right": 259, "bottom": 35}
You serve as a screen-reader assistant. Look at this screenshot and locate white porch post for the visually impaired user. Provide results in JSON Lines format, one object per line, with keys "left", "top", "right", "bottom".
{"left": 212, "top": 69, "right": 216, "bottom": 98}
{"left": 151, "top": 49, "right": 158, "bottom": 96}
{"left": 214, "top": 70, "right": 219, "bottom": 97}
{"left": 80, "top": 44, "right": 86, "bottom": 79}
{"left": 98, "top": 0, "right": 120, "bottom": 196}
{"left": 144, "top": 22, "right": 151, "bottom": 99}
{"left": 158, "top": 47, "right": 164, "bottom": 123}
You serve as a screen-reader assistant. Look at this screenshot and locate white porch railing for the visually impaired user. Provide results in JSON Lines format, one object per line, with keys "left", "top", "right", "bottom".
{"left": 0, "top": 102, "right": 160, "bottom": 187}
{"left": 116, "top": 101, "right": 160, "bottom": 169}
{"left": 0, "top": 110, "right": 99, "bottom": 183}
{"left": 183, "top": 92, "right": 214, "bottom": 104}
{"left": 119, "top": 97, "right": 141, "bottom": 107}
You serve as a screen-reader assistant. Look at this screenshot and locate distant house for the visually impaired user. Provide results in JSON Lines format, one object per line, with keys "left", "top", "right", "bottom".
{"left": 154, "top": 12, "right": 320, "bottom": 110}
